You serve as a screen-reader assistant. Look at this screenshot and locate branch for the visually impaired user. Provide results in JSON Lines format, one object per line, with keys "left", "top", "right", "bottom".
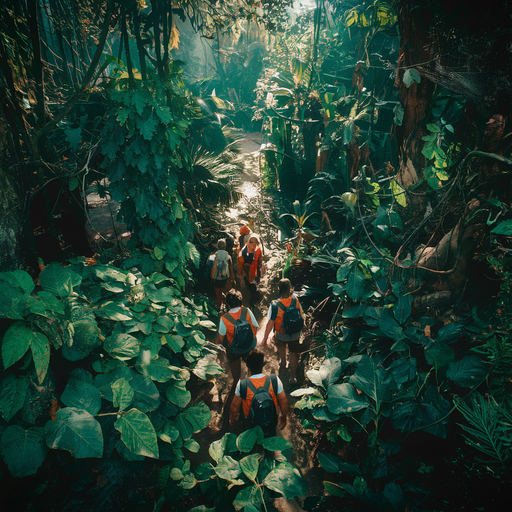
{"left": 34, "top": 1, "right": 114, "bottom": 146}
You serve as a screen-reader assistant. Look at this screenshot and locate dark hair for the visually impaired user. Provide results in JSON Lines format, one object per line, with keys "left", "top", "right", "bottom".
{"left": 217, "top": 238, "right": 226, "bottom": 250}
{"left": 225, "top": 288, "right": 242, "bottom": 309}
{"left": 245, "top": 350, "right": 265, "bottom": 374}
{"left": 278, "top": 278, "right": 292, "bottom": 297}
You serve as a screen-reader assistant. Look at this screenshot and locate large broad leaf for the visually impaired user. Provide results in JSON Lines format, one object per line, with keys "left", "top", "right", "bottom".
{"left": 346, "top": 266, "right": 366, "bottom": 300}
{"left": 233, "top": 484, "right": 262, "bottom": 511}
{"left": 39, "top": 263, "right": 82, "bottom": 297}
{"left": 240, "top": 453, "right": 260, "bottom": 481}
{"left": 30, "top": 332, "right": 50, "bottom": 384}
{"left": 46, "top": 407, "right": 103, "bottom": 458}
{"left": 436, "top": 322, "right": 464, "bottom": 344}
{"left": 1, "top": 426, "right": 48, "bottom": 477}
{"left": 209, "top": 432, "right": 238, "bottom": 463}
{"left": 214, "top": 455, "right": 242, "bottom": 482}
{"left": 318, "top": 452, "right": 363, "bottom": 476}
{"left": 263, "top": 461, "right": 307, "bottom": 499}
{"left": 104, "top": 333, "right": 140, "bottom": 361}
{"left": 175, "top": 402, "right": 211, "bottom": 440}
{"left": 115, "top": 408, "right": 159, "bottom": 459}
{"left": 349, "top": 356, "right": 399, "bottom": 406}
{"left": 61, "top": 378, "right": 102, "bottom": 415}
{"left": 403, "top": 68, "right": 421, "bottom": 87}
{"left": 166, "top": 381, "right": 191, "bottom": 408}
{"left": 425, "top": 341, "right": 454, "bottom": 370}
{"left": 262, "top": 437, "right": 292, "bottom": 451}
{"left": 0, "top": 375, "right": 29, "bottom": 421}
{"left": 327, "top": 383, "right": 369, "bottom": 415}
{"left": 236, "top": 426, "right": 264, "bottom": 453}
{"left": 0, "top": 271, "right": 33, "bottom": 319}
{"left": 491, "top": 219, "right": 512, "bottom": 236}
{"left": 394, "top": 294, "right": 412, "bottom": 325}
{"left": 94, "top": 301, "right": 133, "bottom": 321}
{"left": 192, "top": 354, "right": 225, "bottom": 380}
{"left": 2, "top": 322, "right": 33, "bottom": 369}
{"left": 137, "top": 355, "right": 174, "bottom": 382}
{"left": 306, "top": 357, "right": 342, "bottom": 389}
{"left": 129, "top": 372, "right": 161, "bottom": 412}
{"left": 388, "top": 358, "right": 417, "bottom": 386}
{"left": 112, "top": 378, "right": 134, "bottom": 411}
{"left": 378, "top": 314, "right": 403, "bottom": 340}
{"left": 446, "top": 357, "right": 488, "bottom": 388}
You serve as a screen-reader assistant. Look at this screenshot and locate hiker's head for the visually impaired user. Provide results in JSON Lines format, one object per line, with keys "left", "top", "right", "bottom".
{"left": 225, "top": 289, "right": 242, "bottom": 309}
{"left": 217, "top": 238, "right": 226, "bottom": 250}
{"left": 279, "top": 278, "right": 292, "bottom": 297}
{"left": 240, "top": 225, "right": 251, "bottom": 236}
{"left": 248, "top": 235, "right": 260, "bottom": 248}
{"left": 246, "top": 350, "right": 265, "bottom": 375}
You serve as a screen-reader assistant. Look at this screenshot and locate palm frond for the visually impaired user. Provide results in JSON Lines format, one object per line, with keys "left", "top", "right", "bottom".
{"left": 455, "top": 393, "right": 512, "bottom": 463}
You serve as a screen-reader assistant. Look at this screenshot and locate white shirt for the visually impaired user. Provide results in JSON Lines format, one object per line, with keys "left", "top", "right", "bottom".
{"left": 235, "top": 373, "right": 284, "bottom": 397}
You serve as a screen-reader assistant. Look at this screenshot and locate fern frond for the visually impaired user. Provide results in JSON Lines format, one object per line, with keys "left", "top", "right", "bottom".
{"left": 455, "top": 393, "right": 512, "bottom": 463}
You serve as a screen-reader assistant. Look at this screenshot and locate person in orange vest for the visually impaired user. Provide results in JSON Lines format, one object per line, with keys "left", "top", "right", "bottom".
{"left": 238, "top": 233, "right": 263, "bottom": 308}
{"left": 261, "top": 278, "right": 305, "bottom": 385}
{"left": 229, "top": 350, "right": 288, "bottom": 437}
{"left": 218, "top": 289, "right": 259, "bottom": 425}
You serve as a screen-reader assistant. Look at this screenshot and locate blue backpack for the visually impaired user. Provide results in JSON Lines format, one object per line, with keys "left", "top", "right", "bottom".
{"left": 240, "top": 375, "right": 278, "bottom": 432}
{"left": 275, "top": 297, "right": 304, "bottom": 335}
{"left": 224, "top": 308, "right": 256, "bottom": 355}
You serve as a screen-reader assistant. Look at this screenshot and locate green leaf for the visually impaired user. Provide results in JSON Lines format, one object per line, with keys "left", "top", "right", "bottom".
{"left": 1, "top": 426, "right": 48, "bottom": 477}
{"left": 104, "top": 333, "right": 140, "bottom": 361}
{"left": 61, "top": 378, "right": 102, "bottom": 415}
{"left": 95, "top": 301, "right": 132, "bottom": 321}
{"left": 262, "top": 436, "right": 292, "bottom": 451}
{"left": 2, "top": 322, "right": 33, "bottom": 369}
{"left": 112, "top": 378, "right": 134, "bottom": 411}
{"left": 394, "top": 294, "right": 412, "bottom": 325}
{"left": 346, "top": 266, "right": 366, "bottom": 300}
{"left": 236, "top": 426, "right": 264, "bottom": 453}
{"left": 349, "top": 356, "right": 399, "bottom": 407}
{"left": 184, "top": 439, "right": 200, "bottom": 453}
{"left": 327, "top": 383, "right": 369, "bottom": 414}
{"left": 388, "top": 358, "right": 417, "bottom": 386}
{"left": 115, "top": 408, "right": 159, "bottom": 459}
{"left": 263, "top": 462, "right": 307, "bottom": 498}
{"left": 30, "top": 332, "right": 50, "bottom": 384}
{"left": 192, "top": 354, "right": 225, "bottom": 380}
{"left": 240, "top": 453, "right": 260, "bottom": 481}
{"left": 209, "top": 432, "right": 238, "bottom": 463}
{"left": 0, "top": 375, "right": 28, "bottom": 421}
{"left": 129, "top": 372, "right": 161, "bottom": 412}
{"left": 403, "top": 68, "right": 421, "bottom": 88}
{"left": 425, "top": 342, "right": 454, "bottom": 370}
{"left": 137, "top": 356, "right": 174, "bottom": 382}
{"left": 166, "top": 382, "right": 191, "bottom": 408}
{"left": 45, "top": 407, "right": 103, "bottom": 458}
{"left": 446, "top": 357, "right": 488, "bottom": 387}
{"left": 39, "top": 264, "right": 82, "bottom": 298}
{"left": 233, "top": 485, "right": 262, "bottom": 510}
{"left": 491, "top": 220, "right": 512, "bottom": 236}
{"left": 214, "top": 455, "right": 241, "bottom": 481}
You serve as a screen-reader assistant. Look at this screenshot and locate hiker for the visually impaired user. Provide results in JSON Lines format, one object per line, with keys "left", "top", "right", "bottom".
{"left": 218, "top": 289, "right": 259, "bottom": 424}
{"left": 261, "top": 278, "right": 305, "bottom": 385}
{"left": 229, "top": 350, "right": 288, "bottom": 437}
{"left": 238, "top": 233, "right": 263, "bottom": 307}
{"left": 211, "top": 239, "right": 235, "bottom": 312}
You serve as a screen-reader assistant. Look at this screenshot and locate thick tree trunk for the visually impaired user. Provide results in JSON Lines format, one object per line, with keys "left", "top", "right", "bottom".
{"left": 395, "top": 0, "right": 437, "bottom": 221}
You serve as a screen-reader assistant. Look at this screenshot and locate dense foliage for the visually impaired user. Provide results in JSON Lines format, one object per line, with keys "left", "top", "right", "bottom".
{"left": 1, "top": 0, "right": 512, "bottom": 510}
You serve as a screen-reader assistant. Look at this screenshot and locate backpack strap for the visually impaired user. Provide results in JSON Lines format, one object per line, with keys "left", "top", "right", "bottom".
{"left": 223, "top": 313, "right": 235, "bottom": 325}
{"left": 269, "top": 374, "right": 278, "bottom": 397}
{"left": 246, "top": 376, "right": 269, "bottom": 395}
{"left": 240, "top": 378, "right": 248, "bottom": 400}
{"left": 291, "top": 297, "right": 297, "bottom": 309}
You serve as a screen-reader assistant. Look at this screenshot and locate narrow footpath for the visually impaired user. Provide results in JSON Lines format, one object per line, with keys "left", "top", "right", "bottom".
{"left": 201, "top": 132, "right": 324, "bottom": 512}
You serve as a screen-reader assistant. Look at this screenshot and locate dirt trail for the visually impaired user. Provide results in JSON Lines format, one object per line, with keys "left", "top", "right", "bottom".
{"left": 201, "top": 133, "right": 323, "bottom": 511}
